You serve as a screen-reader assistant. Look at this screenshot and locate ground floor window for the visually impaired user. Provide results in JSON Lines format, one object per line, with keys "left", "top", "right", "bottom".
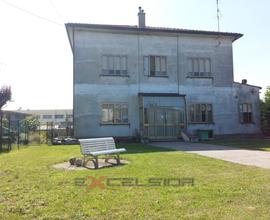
{"left": 240, "top": 103, "right": 252, "bottom": 123}
{"left": 101, "top": 103, "right": 128, "bottom": 124}
{"left": 189, "top": 103, "right": 213, "bottom": 123}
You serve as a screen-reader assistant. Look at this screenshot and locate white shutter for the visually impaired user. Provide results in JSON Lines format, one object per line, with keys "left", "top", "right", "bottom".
{"left": 161, "top": 57, "right": 166, "bottom": 74}
{"left": 143, "top": 56, "right": 149, "bottom": 75}
{"left": 155, "top": 56, "right": 161, "bottom": 72}
{"left": 102, "top": 56, "right": 107, "bottom": 69}
{"left": 205, "top": 59, "right": 211, "bottom": 73}
{"left": 188, "top": 58, "right": 193, "bottom": 73}
{"left": 199, "top": 59, "right": 204, "bottom": 73}
{"left": 108, "top": 56, "right": 114, "bottom": 74}
{"left": 115, "top": 56, "right": 120, "bottom": 70}
{"left": 193, "top": 59, "right": 199, "bottom": 74}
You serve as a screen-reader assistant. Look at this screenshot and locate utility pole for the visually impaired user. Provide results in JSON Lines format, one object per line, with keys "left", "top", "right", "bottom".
{"left": 216, "top": 0, "right": 220, "bottom": 32}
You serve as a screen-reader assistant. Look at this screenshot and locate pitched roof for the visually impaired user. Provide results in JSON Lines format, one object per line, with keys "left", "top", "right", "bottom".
{"left": 65, "top": 23, "right": 243, "bottom": 41}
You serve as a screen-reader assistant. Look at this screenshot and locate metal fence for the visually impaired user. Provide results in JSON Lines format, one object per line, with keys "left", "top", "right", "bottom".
{"left": 0, "top": 116, "right": 73, "bottom": 152}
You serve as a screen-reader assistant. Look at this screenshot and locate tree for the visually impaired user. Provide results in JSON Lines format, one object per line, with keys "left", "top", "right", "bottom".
{"left": 21, "top": 116, "right": 40, "bottom": 132}
{"left": 261, "top": 87, "right": 270, "bottom": 135}
{"left": 264, "top": 86, "right": 270, "bottom": 106}
{"left": 21, "top": 116, "right": 40, "bottom": 144}
{"left": 0, "top": 86, "right": 12, "bottom": 109}
{"left": 0, "top": 85, "right": 12, "bottom": 151}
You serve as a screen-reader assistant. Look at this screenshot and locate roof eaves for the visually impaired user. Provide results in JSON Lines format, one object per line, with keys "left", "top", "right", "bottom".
{"left": 65, "top": 23, "right": 243, "bottom": 40}
{"left": 233, "top": 82, "right": 262, "bottom": 89}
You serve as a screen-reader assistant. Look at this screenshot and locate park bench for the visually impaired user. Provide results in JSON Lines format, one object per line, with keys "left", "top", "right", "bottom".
{"left": 79, "top": 137, "right": 126, "bottom": 169}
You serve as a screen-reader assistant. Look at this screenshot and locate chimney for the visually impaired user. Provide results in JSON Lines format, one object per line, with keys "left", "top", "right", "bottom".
{"left": 138, "top": 6, "right": 145, "bottom": 28}
{"left": 242, "top": 79, "right": 247, "bottom": 84}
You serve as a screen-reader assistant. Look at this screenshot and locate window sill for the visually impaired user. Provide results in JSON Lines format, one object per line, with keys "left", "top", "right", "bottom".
{"left": 188, "top": 122, "right": 215, "bottom": 125}
{"left": 240, "top": 122, "right": 255, "bottom": 125}
{"left": 100, "top": 74, "right": 130, "bottom": 77}
{"left": 147, "top": 75, "right": 168, "bottom": 78}
{"left": 100, "top": 123, "right": 130, "bottom": 126}
{"left": 186, "top": 76, "right": 213, "bottom": 79}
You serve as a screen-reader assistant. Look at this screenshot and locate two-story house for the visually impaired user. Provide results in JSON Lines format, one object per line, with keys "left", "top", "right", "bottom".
{"left": 65, "top": 7, "right": 261, "bottom": 141}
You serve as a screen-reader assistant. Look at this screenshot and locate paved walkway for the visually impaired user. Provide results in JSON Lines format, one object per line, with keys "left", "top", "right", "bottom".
{"left": 152, "top": 142, "right": 270, "bottom": 169}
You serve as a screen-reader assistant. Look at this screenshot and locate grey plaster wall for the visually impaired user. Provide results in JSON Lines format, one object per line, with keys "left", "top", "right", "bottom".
{"left": 72, "top": 29, "right": 261, "bottom": 138}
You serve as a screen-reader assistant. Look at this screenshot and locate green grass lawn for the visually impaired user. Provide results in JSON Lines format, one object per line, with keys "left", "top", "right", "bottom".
{"left": 1, "top": 143, "right": 270, "bottom": 219}
{"left": 205, "top": 138, "right": 270, "bottom": 151}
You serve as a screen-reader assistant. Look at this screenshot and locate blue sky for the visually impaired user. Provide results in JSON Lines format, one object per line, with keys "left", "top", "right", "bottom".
{"left": 0, "top": 0, "right": 269, "bottom": 110}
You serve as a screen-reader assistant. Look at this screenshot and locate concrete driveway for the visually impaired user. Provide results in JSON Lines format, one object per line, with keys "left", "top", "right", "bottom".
{"left": 152, "top": 142, "right": 270, "bottom": 169}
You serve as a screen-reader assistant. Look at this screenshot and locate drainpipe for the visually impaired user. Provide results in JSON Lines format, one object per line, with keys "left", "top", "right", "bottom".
{"left": 184, "top": 97, "right": 188, "bottom": 133}
{"left": 72, "top": 28, "right": 75, "bottom": 137}
{"left": 177, "top": 36, "right": 180, "bottom": 94}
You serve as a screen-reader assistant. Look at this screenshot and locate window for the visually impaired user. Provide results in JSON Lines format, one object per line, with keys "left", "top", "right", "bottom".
{"left": 240, "top": 103, "right": 252, "bottom": 123}
{"left": 144, "top": 56, "right": 167, "bottom": 77}
{"left": 101, "top": 103, "right": 128, "bottom": 124}
{"left": 190, "top": 104, "right": 213, "bottom": 123}
{"left": 42, "top": 115, "right": 52, "bottom": 119}
{"left": 67, "top": 114, "right": 73, "bottom": 119}
{"left": 188, "top": 58, "right": 211, "bottom": 77}
{"left": 102, "top": 55, "right": 128, "bottom": 75}
{"left": 55, "top": 114, "right": 64, "bottom": 119}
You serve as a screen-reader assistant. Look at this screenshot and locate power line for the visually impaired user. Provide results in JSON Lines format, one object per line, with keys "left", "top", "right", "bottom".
{"left": 0, "top": 0, "right": 63, "bottom": 27}
{"left": 49, "top": 0, "right": 65, "bottom": 22}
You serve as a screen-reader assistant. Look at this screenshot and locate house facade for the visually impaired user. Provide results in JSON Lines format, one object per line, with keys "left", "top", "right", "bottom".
{"left": 66, "top": 8, "right": 261, "bottom": 140}
{"left": 17, "top": 109, "right": 73, "bottom": 129}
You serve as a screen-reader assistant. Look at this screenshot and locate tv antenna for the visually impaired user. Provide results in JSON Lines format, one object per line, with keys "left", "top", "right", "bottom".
{"left": 216, "top": 0, "right": 220, "bottom": 31}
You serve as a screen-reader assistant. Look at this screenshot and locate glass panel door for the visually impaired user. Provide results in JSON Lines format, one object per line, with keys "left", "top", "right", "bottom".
{"left": 144, "top": 106, "right": 185, "bottom": 139}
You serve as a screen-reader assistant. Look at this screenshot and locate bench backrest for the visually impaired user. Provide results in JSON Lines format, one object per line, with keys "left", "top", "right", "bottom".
{"left": 79, "top": 137, "right": 116, "bottom": 154}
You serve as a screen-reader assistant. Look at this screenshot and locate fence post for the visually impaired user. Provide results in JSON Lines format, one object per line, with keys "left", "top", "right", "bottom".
{"left": 17, "top": 120, "right": 20, "bottom": 150}
{"left": 8, "top": 113, "right": 11, "bottom": 151}
{"left": 24, "top": 122, "right": 27, "bottom": 145}
{"left": 50, "top": 121, "right": 54, "bottom": 145}
{"left": 39, "top": 121, "right": 41, "bottom": 145}
{"left": 46, "top": 122, "right": 48, "bottom": 144}
{"left": 0, "top": 110, "right": 2, "bottom": 152}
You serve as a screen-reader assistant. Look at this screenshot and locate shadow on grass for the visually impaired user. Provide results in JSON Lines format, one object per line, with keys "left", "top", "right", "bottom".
{"left": 203, "top": 138, "right": 270, "bottom": 151}
{"left": 0, "top": 147, "right": 11, "bottom": 154}
{"left": 0, "top": 143, "right": 15, "bottom": 154}
{"left": 148, "top": 141, "right": 246, "bottom": 152}
{"left": 0, "top": 144, "right": 30, "bottom": 154}
{"left": 0, "top": 142, "right": 176, "bottom": 155}
{"left": 117, "top": 142, "right": 176, "bottom": 154}
{"left": 136, "top": 139, "right": 270, "bottom": 152}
